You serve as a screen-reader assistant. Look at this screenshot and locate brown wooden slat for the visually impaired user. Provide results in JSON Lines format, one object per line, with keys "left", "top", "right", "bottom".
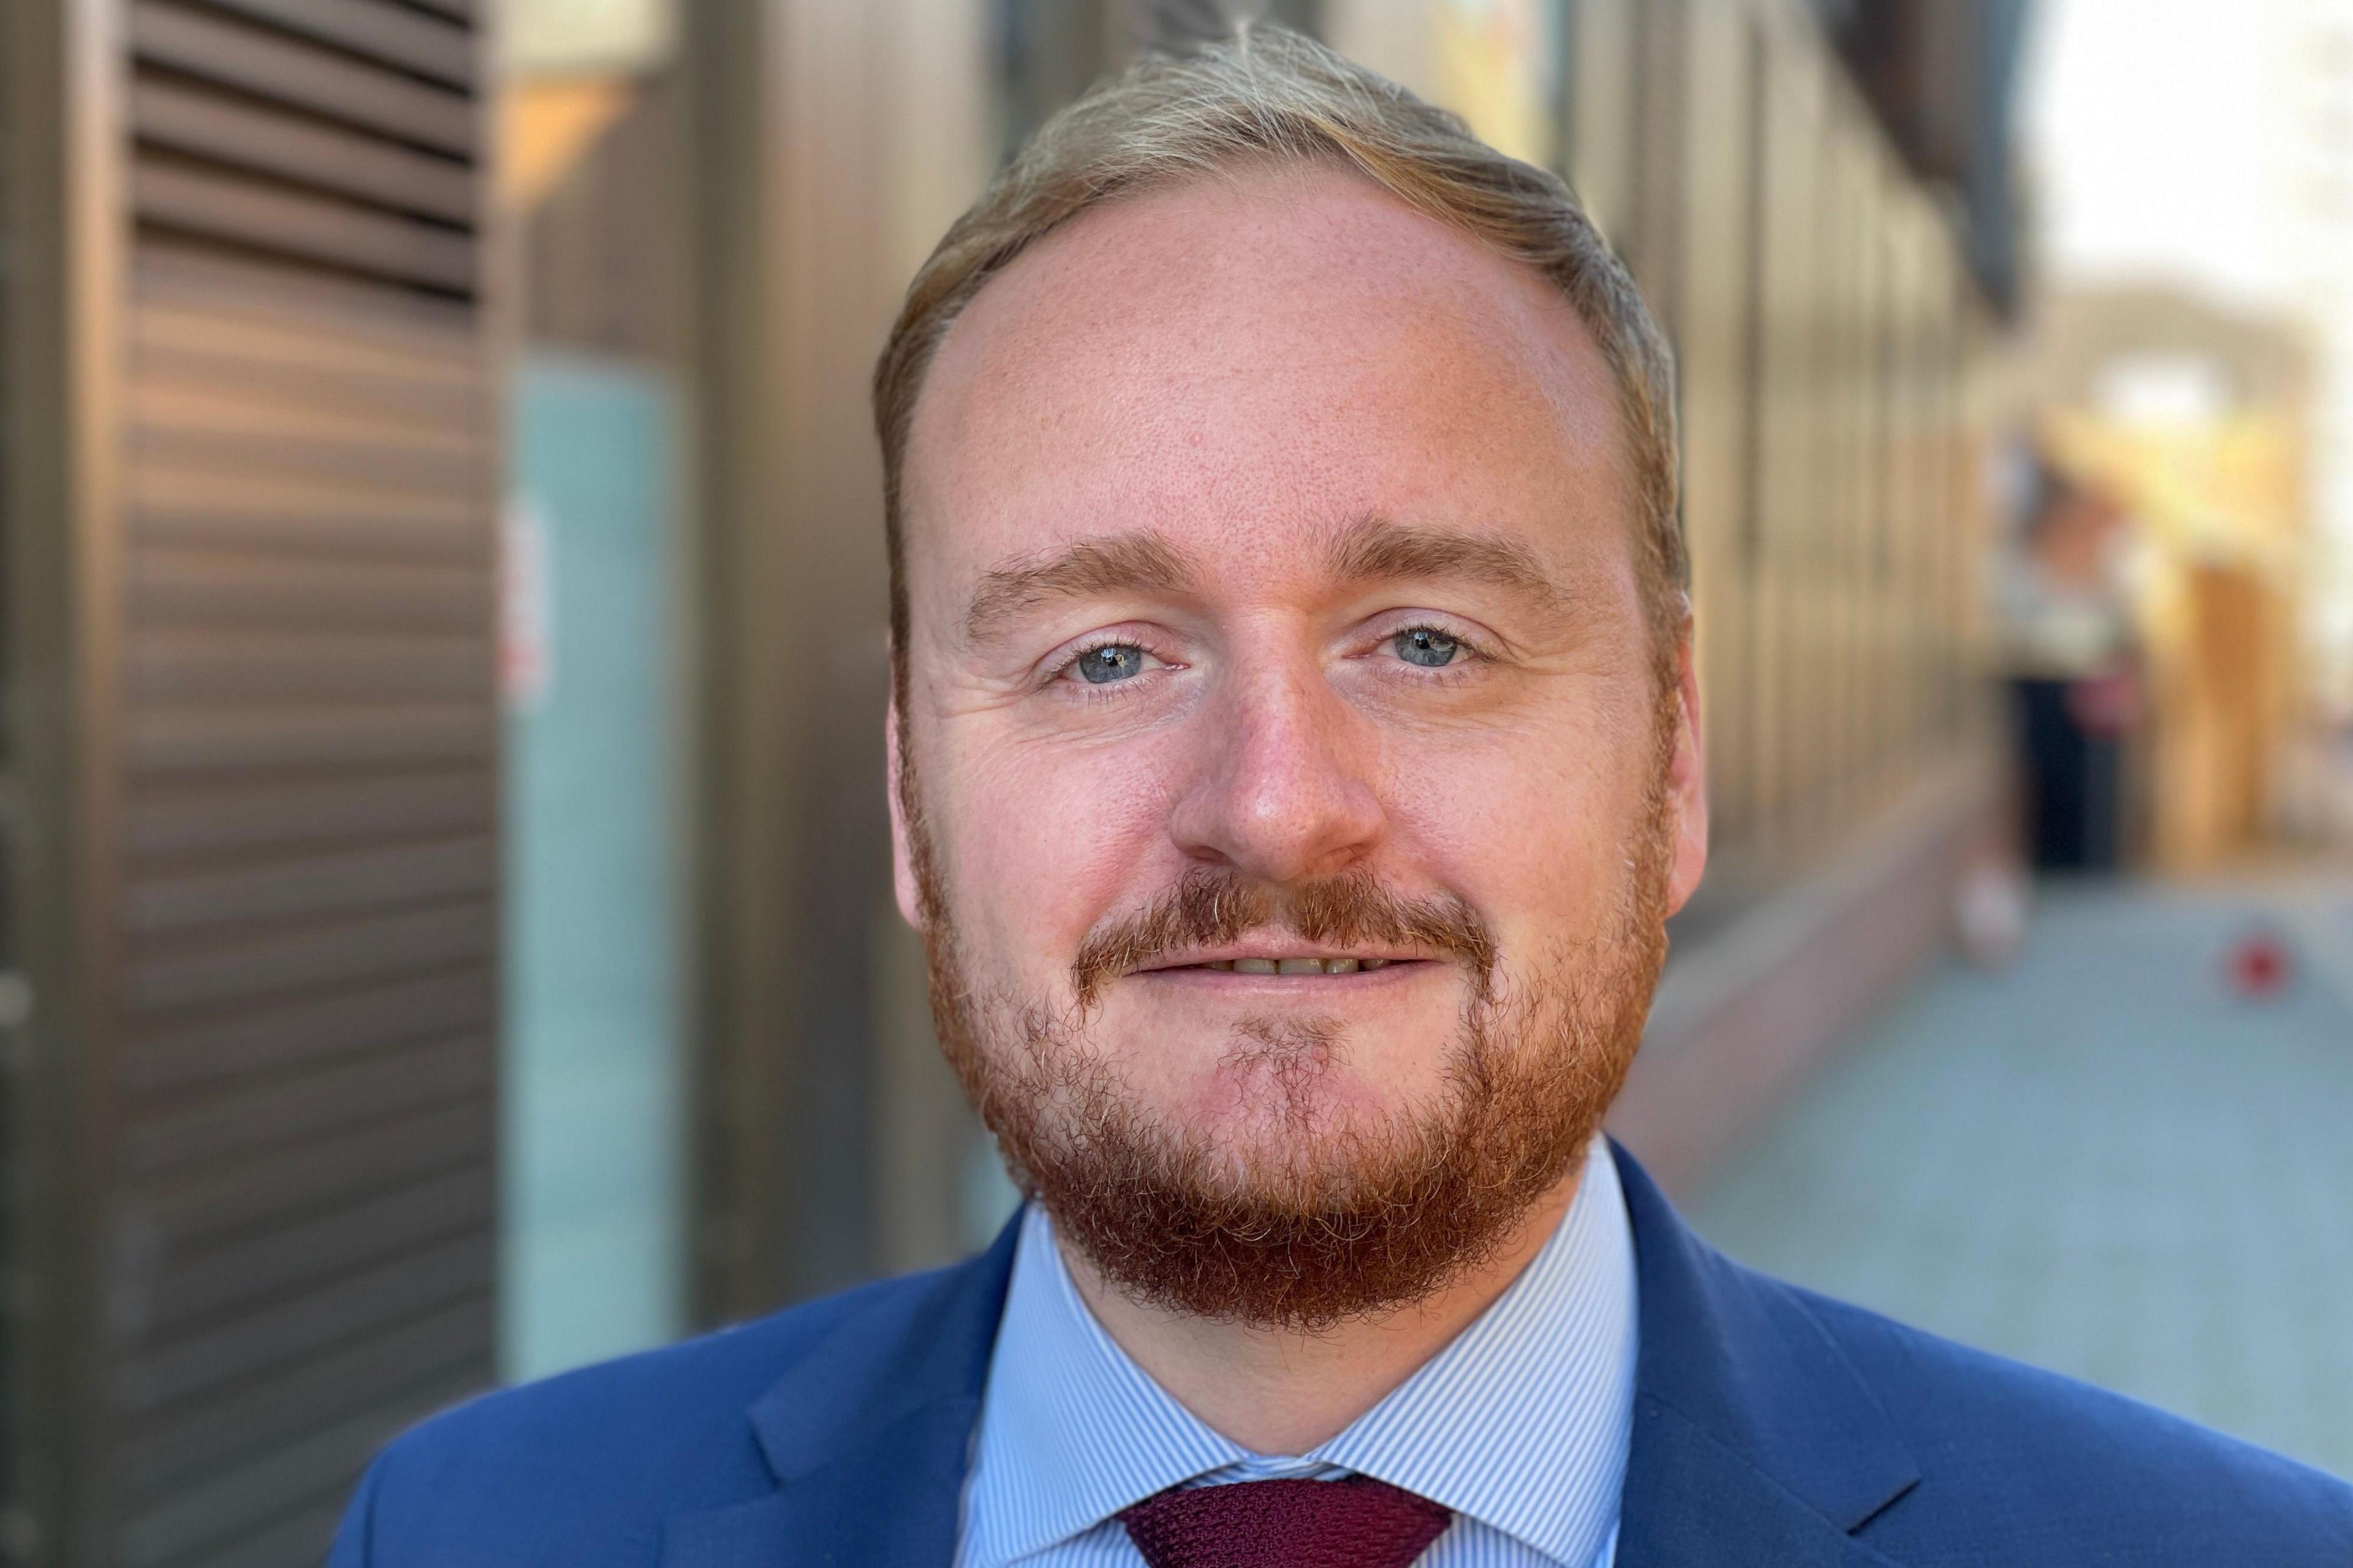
{"left": 134, "top": 292, "right": 477, "bottom": 393}
{"left": 121, "top": 1026, "right": 489, "bottom": 1172}
{"left": 135, "top": 279, "right": 476, "bottom": 377}
{"left": 126, "top": 770, "right": 492, "bottom": 860}
{"left": 118, "top": 1298, "right": 488, "bottom": 1501}
{"left": 133, "top": 343, "right": 476, "bottom": 438}
{"left": 134, "top": 418, "right": 485, "bottom": 501}
{"left": 118, "top": 1369, "right": 482, "bottom": 1567}
{"left": 130, "top": 493, "right": 482, "bottom": 562}
{"left": 131, "top": 1, "right": 475, "bottom": 157}
{"left": 116, "top": 1229, "right": 491, "bottom": 1412}
{"left": 134, "top": 339, "right": 477, "bottom": 433}
{"left": 120, "top": 1034, "right": 490, "bottom": 1176}
{"left": 131, "top": 401, "right": 482, "bottom": 488}
{"left": 139, "top": 1165, "right": 491, "bottom": 1335}
{"left": 138, "top": 1099, "right": 493, "bottom": 1251}
{"left": 23, "top": 2, "right": 499, "bottom": 1561}
{"left": 126, "top": 899, "right": 494, "bottom": 1015}
{"left": 134, "top": 161, "right": 476, "bottom": 292}
{"left": 180, "top": 0, "right": 476, "bottom": 91}
{"left": 131, "top": 632, "right": 491, "bottom": 704}
{"left": 130, "top": 472, "right": 481, "bottom": 562}
{"left": 132, "top": 548, "right": 490, "bottom": 632}
{"left": 133, "top": 76, "right": 474, "bottom": 221}
{"left": 126, "top": 833, "right": 492, "bottom": 934}
{"left": 137, "top": 270, "right": 477, "bottom": 392}
{"left": 173, "top": 1495, "right": 349, "bottom": 1568}
{"left": 129, "top": 704, "right": 495, "bottom": 778}
{"left": 120, "top": 962, "right": 493, "bottom": 1093}
{"left": 134, "top": 388, "right": 485, "bottom": 491}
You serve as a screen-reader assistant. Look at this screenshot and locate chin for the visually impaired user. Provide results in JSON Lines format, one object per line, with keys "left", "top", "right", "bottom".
{"left": 1152, "top": 1109, "right": 1420, "bottom": 1200}
{"left": 1164, "top": 1039, "right": 1431, "bottom": 1163}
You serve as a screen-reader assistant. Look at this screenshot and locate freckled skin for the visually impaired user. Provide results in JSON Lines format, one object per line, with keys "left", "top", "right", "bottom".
{"left": 890, "top": 162, "right": 1707, "bottom": 1166}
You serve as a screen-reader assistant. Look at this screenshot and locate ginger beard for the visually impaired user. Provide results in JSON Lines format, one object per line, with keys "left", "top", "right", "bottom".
{"left": 909, "top": 687, "right": 1681, "bottom": 1333}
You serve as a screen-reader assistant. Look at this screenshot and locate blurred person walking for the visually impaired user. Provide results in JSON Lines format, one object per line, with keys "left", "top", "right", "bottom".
{"left": 1999, "top": 457, "right": 2144, "bottom": 871}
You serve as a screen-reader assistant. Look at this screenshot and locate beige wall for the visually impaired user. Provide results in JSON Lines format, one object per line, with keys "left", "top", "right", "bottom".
{"left": 689, "top": 0, "right": 1003, "bottom": 1309}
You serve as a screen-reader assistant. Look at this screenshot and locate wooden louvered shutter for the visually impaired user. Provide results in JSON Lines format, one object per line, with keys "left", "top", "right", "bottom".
{"left": 2, "top": 2, "right": 498, "bottom": 1564}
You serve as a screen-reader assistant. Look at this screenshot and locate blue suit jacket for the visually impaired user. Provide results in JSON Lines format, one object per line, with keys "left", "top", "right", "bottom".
{"left": 331, "top": 1145, "right": 2353, "bottom": 1566}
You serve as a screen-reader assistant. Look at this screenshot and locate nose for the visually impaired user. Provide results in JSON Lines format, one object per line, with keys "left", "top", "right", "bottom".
{"left": 1165, "top": 655, "right": 1385, "bottom": 884}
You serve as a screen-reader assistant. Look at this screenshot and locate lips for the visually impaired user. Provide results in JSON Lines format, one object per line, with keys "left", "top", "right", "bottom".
{"left": 1067, "top": 868, "right": 1496, "bottom": 1004}
{"left": 1137, "top": 952, "right": 1419, "bottom": 976}
{"left": 1192, "top": 956, "right": 1393, "bottom": 974}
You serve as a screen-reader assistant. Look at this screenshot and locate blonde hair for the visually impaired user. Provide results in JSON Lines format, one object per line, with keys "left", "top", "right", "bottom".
{"left": 873, "top": 26, "right": 1684, "bottom": 657}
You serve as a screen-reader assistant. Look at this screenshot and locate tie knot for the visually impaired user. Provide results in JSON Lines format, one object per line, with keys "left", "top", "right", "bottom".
{"left": 1120, "top": 1475, "right": 1452, "bottom": 1568}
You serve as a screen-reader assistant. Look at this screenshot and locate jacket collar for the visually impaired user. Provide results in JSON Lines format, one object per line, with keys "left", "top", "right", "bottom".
{"left": 663, "top": 1146, "right": 1920, "bottom": 1567}
{"left": 1612, "top": 1143, "right": 1919, "bottom": 1566}
{"left": 659, "top": 1218, "right": 1020, "bottom": 1568}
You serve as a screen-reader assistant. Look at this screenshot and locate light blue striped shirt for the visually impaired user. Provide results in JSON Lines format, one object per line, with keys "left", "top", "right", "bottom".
{"left": 953, "top": 1136, "right": 1637, "bottom": 1568}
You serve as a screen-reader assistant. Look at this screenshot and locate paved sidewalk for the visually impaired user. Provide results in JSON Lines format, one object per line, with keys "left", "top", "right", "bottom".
{"left": 1689, "top": 875, "right": 2353, "bottom": 1479}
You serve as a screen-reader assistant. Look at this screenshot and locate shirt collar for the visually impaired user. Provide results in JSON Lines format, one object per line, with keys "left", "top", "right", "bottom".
{"left": 958, "top": 1202, "right": 1252, "bottom": 1566}
{"left": 959, "top": 1135, "right": 1639, "bottom": 1568}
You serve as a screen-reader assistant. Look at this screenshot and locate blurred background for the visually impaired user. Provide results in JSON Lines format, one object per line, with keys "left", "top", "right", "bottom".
{"left": 2, "top": 0, "right": 2349, "bottom": 1561}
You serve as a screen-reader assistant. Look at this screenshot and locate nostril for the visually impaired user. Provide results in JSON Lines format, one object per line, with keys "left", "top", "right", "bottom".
{"left": 1164, "top": 701, "right": 1385, "bottom": 886}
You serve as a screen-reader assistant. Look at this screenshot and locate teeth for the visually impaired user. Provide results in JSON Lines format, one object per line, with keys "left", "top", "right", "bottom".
{"left": 1203, "top": 956, "right": 1390, "bottom": 975}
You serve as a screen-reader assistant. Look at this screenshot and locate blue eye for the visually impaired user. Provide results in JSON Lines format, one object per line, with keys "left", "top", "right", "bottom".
{"left": 1077, "top": 644, "right": 1148, "bottom": 684}
{"left": 1395, "top": 627, "right": 1459, "bottom": 668}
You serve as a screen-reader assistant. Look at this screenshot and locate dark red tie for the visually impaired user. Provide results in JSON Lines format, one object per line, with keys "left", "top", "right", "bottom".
{"left": 1119, "top": 1475, "right": 1452, "bottom": 1568}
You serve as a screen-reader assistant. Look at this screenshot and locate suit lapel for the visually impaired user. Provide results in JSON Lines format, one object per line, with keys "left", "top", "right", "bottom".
{"left": 1618, "top": 1396, "right": 1911, "bottom": 1567}
{"left": 660, "top": 1218, "right": 1021, "bottom": 1568}
{"left": 1610, "top": 1145, "right": 1919, "bottom": 1567}
{"left": 661, "top": 1154, "right": 1926, "bottom": 1568}
{"left": 657, "top": 1395, "right": 981, "bottom": 1568}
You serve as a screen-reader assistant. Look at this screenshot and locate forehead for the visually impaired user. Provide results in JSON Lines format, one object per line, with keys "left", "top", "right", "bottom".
{"left": 901, "top": 164, "right": 1629, "bottom": 595}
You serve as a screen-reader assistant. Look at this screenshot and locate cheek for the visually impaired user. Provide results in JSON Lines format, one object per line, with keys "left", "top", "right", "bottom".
{"left": 1378, "top": 694, "right": 1651, "bottom": 941}
{"left": 930, "top": 727, "right": 1185, "bottom": 977}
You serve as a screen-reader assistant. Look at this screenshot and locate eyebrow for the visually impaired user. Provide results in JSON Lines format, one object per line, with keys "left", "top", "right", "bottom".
{"left": 959, "top": 516, "right": 1571, "bottom": 646}
{"left": 964, "top": 532, "right": 1200, "bottom": 644}
{"left": 1325, "top": 516, "right": 1571, "bottom": 619}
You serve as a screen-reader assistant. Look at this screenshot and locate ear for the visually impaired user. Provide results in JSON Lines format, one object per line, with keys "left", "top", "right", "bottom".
{"left": 1663, "top": 627, "right": 1710, "bottom": 918}
{"left": 886, "top": 684, "right": 925, "bottom": 932}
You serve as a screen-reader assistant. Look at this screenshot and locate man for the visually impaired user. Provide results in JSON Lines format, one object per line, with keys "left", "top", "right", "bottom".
{"left": 332, "top": 31, "right": 2353, "bottom": 1567}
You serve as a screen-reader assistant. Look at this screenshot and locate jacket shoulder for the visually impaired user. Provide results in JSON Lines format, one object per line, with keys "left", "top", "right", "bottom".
{"left": 328, "top": 1264, "right": 966, "bottom": 1567}
{"left": 1788, "top": 1281, "right": 2353, "bottom": 1565}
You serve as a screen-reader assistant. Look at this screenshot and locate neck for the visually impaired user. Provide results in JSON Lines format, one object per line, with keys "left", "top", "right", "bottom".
{"left": 1057, "top": 1161, "right": 1586, "bottom": 1455}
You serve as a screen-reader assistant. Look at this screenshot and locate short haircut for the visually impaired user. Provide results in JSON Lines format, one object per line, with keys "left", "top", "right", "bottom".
{"left": 873, "top": 25, "right": 1684, "bottom": 666}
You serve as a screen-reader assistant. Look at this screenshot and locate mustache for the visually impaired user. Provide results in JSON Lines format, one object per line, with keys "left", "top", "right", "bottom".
{"left": 1069, "top": 866, "right": 1497, "bottom": 1004}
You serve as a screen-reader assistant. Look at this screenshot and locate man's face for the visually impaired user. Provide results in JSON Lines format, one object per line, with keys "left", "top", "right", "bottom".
{"left": 892, "top": 164, "right": 1707, "bottom": 1325}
